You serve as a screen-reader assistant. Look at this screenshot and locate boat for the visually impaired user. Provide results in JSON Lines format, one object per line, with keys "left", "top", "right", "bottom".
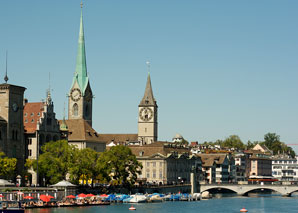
{"left": 128, "top": 194, "right": 147, "bottom": 203}
{"left": 149, "top": 194, "right": 163, "bottom": 202}
{"left": 0, "top": 201, "right": 25, "bottom": 212}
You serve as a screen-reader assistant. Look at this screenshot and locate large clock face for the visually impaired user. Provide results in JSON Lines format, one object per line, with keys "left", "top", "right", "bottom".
{"left": 70, "top": 88, "right": 82, "bottom": 102}
{"left": 139, "top": 107, "right": 153, "bottom": 121}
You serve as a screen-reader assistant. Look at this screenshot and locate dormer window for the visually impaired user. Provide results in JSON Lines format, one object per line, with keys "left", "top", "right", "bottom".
{"left": 24, "top": 113, "right": 27, "bottom": 117}
{"left": 139, "top": 151, "right": 144, "bottom": 157}
{"left": 31, "top": 119, "right": 34, "bottom": 123}
{"left": 31, "top": 113, "right": 34, "bottom": 117}
{"left": 37, "top": 112, "right": 40, "bottom": 116}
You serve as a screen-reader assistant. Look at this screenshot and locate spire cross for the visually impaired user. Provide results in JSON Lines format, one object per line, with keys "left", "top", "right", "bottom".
{"left": 4, "top": 50, "right": 8, "bottom": 83}
{"left": 146, "top": 61, "right": 150, "bottom": 74}
{"left": 80, "top": 0, "right": 83, "bottom": 8}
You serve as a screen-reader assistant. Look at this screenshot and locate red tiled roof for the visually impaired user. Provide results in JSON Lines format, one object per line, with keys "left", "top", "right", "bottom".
{"left": 24, "top": 102, "right": 44, "bottom": 133}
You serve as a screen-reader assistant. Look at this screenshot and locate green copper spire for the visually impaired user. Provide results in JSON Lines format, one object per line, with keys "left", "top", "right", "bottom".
{"left": 71, "top": 4, "right": 89, "bottom": 94}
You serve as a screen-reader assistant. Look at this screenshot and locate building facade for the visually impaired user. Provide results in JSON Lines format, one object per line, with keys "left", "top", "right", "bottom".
{"left": 130, "top": 142, "right": 202, "bottom": 185}
{"left": 272, "top": 156, "right": 298, "bottom": 181}
{"left": 23, "top": 91, "right": 61, "bottom": 185}
{"left": 0, "top": 83, "right": 26, "bottom": 177}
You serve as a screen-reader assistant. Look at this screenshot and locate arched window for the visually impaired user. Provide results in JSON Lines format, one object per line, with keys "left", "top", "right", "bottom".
{"left": 15, "top": 130, "right": 18, "bottom": 140}
{"left": 53, "top": 135, "right": 58, "bottom": 142}
{"left": 0, "top": 131, "right": 2, "bottom": 140}
{"left": 73, "top": 103, "right": 78, "bottom": 117}
{"left": 12, "top": 130, "right": 15, "bottom": 140}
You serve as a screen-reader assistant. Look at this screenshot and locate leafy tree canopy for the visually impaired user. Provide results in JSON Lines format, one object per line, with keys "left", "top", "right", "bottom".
{"left": 37, "top": 140, "right": 77, "bottom": 184}
{"left": 99, "top": 145, "right": 142, "bottom": 188}
{"left": 0, "top": 152, "right": 17, "bottom": 179}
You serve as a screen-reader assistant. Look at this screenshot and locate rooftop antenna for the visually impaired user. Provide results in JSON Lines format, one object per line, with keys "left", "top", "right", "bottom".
{"left": 4, "top": 51, "right": 8, "bottom": 83}
{"left": 146, "top": 61, "right": 150, "bottom": 74}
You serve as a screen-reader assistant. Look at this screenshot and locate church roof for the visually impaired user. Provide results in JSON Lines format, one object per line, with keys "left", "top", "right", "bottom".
{"left": 70, "top": 8, "right": 89, "bottom": 95}
{"left": 139, "top": 73, "right": 157, "bottom": 106}
{"left": 98, "top": 134, "right": 138, "bottom": 144}
{"left": 60, "top": 119, "right": 103, "bottom": 143}
{"left": 24, "top": 102, "right": 44, "bottom": 133}
{"left": 129, "top": 141, "right": 191, "bottom": 157}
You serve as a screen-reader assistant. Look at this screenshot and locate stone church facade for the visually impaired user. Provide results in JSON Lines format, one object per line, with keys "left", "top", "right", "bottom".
{"left": 0, "top": 83, "right": 26, "bottom": 177}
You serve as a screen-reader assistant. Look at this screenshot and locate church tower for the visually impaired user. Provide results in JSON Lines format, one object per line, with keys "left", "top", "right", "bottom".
{"left": 138, "top": 70, "right": 158, "bottom": 144}
{"left": 68, "top": 3, "right": 93, "bottom": 126}
{"left": 0, "top": 54, "right": 26, "bottom": 176}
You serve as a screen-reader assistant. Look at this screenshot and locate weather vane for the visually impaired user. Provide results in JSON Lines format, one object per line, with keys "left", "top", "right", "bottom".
{"left": 146, "top": 61, "right": 150, "bottom": 74}
{"left": 80, "top": 0, "right": 83, "bottom": 8}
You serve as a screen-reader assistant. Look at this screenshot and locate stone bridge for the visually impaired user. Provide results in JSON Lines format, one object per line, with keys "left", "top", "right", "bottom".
{"left": 200, "top": 184, "right": 298, "bottom": 197}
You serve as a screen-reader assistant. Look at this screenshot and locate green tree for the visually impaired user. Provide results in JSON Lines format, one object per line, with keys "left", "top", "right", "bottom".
{"left": 0, "top": 152, "right": 17, "bottom": 179}
{"left": 222, "top": 135, "right": 245, "bottom": 150}
{"left": 262, "top": 133, "right": 295, "bottom": 157}
{"left": 37, "top": 140, "right": 77, "bottom": 185}
{"left": 100, "top": 145, "right": 142, "bottom": 188}
{"left": 69, "top": 148, "right": 101, "bottom": 186}
{"left": 246, "top": 140, "right": 259, "bottom": 149}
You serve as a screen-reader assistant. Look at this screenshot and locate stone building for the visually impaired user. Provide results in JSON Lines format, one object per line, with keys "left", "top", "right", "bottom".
{"left": 23, "top": 90, "right": 61, "bottom": 185}
{"left": 130, "top": 142, "right": 202, "bottom": 185}
{"left": 0, "top": 83, "right": 26, "bottom": 177}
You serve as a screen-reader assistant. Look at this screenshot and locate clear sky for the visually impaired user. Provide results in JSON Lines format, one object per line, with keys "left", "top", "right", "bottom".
{"left": 1, "top": 1, "right": 298, "bottom": 151}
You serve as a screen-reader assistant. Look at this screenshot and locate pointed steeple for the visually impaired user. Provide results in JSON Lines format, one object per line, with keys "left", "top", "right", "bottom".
{"left": 139, "top": 72, "right": 156, "bottom": 106}
{"left": 71, "top": 3, "right": 89, "bottom": 94}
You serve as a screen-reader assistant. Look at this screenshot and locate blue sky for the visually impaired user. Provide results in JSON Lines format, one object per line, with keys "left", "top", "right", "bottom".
{"left": 1, "top": 1, "right": 298, "bottom": 151}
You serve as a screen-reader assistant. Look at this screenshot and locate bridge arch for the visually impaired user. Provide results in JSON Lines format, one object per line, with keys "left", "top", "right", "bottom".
{"left": 241, "top": 187, "right": 283, "bottom": 196}
{"left": 288, "top": 189, "right": 298, "bottom": 196}
{"left": 201, "top": 186, "right": 238, "bottom": 194}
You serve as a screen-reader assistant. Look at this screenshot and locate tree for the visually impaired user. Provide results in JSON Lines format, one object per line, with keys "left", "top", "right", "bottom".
{"left": 264, "top": 133, "right": 280, "bottom": 148}
{"left": 262, "top": 133, "right": 295, "bottom": 157}
{"left": 0, "top": 152, "right": 17, "bottom": 179}
{"left": 69, "top": 148, "right": 101, "bottom": 186}
{"left": 222, "top": 135, "right": 245, "bottom": 150}
{"left": 37, "top": 140, "right": 77, "bottom": 185}
{"left": 246, "top": 140, "right": 259, "bottom": 149}
{"left": 99, "top": 146, "right": 142, "bottom": 188}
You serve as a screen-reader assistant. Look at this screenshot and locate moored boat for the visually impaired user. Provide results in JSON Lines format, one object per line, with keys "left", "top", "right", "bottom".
{"left": 0, "top": 201, "right": 25, "bottom": 213}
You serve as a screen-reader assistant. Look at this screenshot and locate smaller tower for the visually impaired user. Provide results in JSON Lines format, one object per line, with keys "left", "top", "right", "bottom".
{"left": 138, "top": 62, "right": 158, "bottom": 144}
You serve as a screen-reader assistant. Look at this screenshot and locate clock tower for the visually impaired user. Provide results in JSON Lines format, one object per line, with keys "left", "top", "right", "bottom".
{"left": 68, "top": 5, "right": 93, "bottom": 126}
{"left": 138, "top": 72, "right": 158, "bottom": 145}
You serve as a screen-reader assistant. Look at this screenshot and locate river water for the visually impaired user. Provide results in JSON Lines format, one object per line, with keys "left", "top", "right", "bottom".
{"left": 25, "top": 195, "right": 298, "bottom": 213}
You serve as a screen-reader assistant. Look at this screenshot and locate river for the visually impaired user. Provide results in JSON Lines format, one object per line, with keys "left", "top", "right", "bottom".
{"left": 25, "top": 194, "right": 298, "bottom": 213}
